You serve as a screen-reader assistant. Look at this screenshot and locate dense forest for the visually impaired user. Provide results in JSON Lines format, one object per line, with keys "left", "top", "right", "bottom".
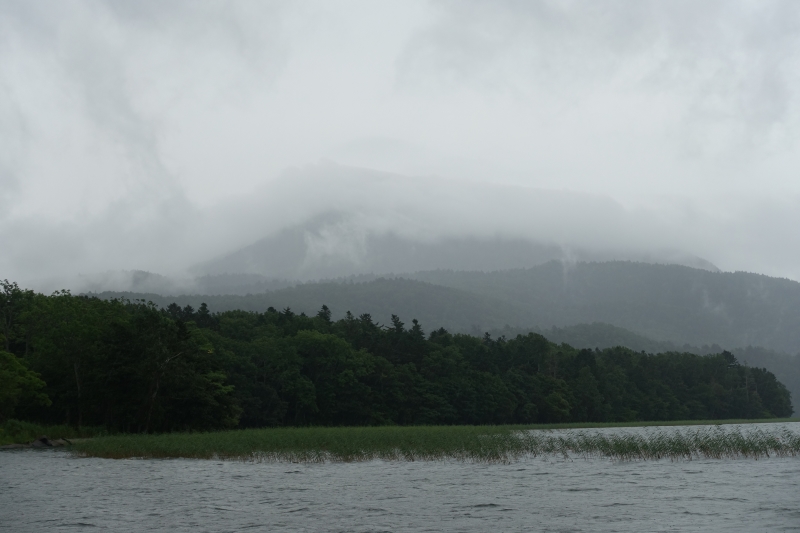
{"left": 1, "top": 280, "right": 792, "bottom": 433}
{"left": 93, "top": 262, "right": 800, "bottom": 406}
{"left": 487, "top": 322, "right": 800, "bottom": 407}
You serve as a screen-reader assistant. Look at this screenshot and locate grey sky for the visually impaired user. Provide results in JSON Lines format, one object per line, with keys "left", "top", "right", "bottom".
{"left": 2, "top": 0, "right": 800, "bottom": 287}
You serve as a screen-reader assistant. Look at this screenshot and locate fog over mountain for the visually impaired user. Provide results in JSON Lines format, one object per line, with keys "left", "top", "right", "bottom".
{"left": 3, "top": 1, "right": 800, "bottom": 290}
{"left": 191, "top": 166, "right": 721, "bottom": 283}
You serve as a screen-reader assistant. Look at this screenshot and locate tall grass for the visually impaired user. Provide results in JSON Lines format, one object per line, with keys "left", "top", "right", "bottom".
{"left": 71, "top": 423, "right": 800, "bottom": 462}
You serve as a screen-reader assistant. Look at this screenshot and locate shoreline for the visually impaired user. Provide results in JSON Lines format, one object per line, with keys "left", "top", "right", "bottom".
{"left": 3, "top": 417, "right": 798, "bottom": 448}
{"left": 64, "top": 419, "right": 800, "bottom": 462}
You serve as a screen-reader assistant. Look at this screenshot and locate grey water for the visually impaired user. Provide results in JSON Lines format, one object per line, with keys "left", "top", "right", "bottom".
{"left": 2, "top": 423, "right": 800, "bottom": 532}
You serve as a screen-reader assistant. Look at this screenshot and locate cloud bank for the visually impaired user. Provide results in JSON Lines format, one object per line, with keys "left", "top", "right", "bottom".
{"left": 2, "top": 1, "right": 800, "bottom": 289}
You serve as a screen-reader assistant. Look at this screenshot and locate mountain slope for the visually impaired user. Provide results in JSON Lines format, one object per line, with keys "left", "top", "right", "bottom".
{"left": 192, "top": 211, "right": 720, "bottom": 280}
{"left": 93, "top": 260, "right": 800, "bottom": 353}
{"left": 410, "top": 261, "right": 800, "bottom": 354}
{"left": 91, "top": 277, "right": 527, "bottom": 334}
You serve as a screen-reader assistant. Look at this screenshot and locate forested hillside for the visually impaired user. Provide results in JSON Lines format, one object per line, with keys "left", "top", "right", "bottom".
{"left": 410, "top": 261, "right": 800, "bottom": 353}
{"left": 91, "top": 278, "right": 527, "bottom": 335}
{"left": 90, "top": 263, "right": 800, "bottom": 408}
{"left": 95, "top": 261, "right": 800, "bottom": 354}
{"left": 491, "top": 322, "right": 800, "bottom": 409}
{"left": 1, "top": 282, "right": 792, "bottom": 432}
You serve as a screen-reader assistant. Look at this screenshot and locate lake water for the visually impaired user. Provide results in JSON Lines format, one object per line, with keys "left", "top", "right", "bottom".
{"left": 2, "top": 423, "right": 800, "bottom": 532}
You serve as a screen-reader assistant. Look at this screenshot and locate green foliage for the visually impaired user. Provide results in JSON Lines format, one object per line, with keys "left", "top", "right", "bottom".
{"left": 1, "top": 282, "right": 794, "bottom": 434}
{"left": 90, "top": 264, "right": 800, "bottom": 409}
{"left": 1, "top": 279, "right": 36, "bottom": 354}
{"left": 0, "top": 351, "right": 50, "bottom": 422}
{"left": 488, "top": 322, "right": 800, "bottom": 414}
{"left": 13, "top": 294, "right": 240, "bottom": 433}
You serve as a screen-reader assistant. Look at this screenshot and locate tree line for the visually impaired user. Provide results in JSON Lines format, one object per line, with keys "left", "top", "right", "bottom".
{"left": 1, "top": 280, "right": 792, "bottom": 432}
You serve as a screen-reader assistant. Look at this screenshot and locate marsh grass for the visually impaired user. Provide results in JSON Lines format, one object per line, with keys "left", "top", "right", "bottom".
{"left": 70, "top": 420, "right": 800, "bottom": 463}
{"left": 509, "top": 418, "right": 799, "bottom": 430}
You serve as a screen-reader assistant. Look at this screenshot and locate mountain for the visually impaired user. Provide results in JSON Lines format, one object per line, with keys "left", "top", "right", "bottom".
{"left": 409, "top": 261, "right": 800, "bottom": 354}
{"left": 191, "top": 212, "right": 720, "bottom": 281}
{"left": 67, "top": 270, "right": 295, "bottom": 297}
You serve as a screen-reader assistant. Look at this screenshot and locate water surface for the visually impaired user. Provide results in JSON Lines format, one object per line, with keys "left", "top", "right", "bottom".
{"left": 2, "top": 423, "right": 799, "bottom": 532}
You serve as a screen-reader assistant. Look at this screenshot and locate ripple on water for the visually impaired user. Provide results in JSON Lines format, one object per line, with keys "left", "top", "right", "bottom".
{"left": 1, "top": 423, "right": 800, "bottom": 532}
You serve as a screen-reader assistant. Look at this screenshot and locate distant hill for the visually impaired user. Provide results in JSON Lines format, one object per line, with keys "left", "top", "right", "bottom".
{"left": 192, "top": 212, "right": 569, "bottom": 279}
{"left": 491, "top": 322, "right": 679, "bottom": 353}
{"left": 90, "top": 277, "right": 527, "bottom": 334}
{"left": 191, "top": 211, "right": 720, "bottom": 280}
{"left": 67, "top": 270, "right": 295, "bottom": 296}
{"left": 91, "top": 261, "right": 800, "bottom": 354}
{"left": 410, "top": 261, "right": 800, "bottom": 354}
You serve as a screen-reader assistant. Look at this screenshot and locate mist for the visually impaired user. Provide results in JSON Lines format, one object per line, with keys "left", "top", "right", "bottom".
{"left": 3, "top": 1, "right": 800, "bottom": 291}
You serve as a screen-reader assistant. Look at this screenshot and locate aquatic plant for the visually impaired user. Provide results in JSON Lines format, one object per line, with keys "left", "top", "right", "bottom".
{"left": 519, "top": 426, "right": 800, "bottom": 461}
{"left": 70, "top": 423, "right": 800, "bottom": 462}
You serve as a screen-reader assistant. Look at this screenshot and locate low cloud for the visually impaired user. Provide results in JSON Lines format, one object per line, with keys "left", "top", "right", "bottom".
{"left": 2, "top": 2, "right": 800, "bottom": 290}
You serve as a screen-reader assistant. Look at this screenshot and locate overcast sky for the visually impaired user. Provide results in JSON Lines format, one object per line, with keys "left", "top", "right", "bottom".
{"left": 2, "top": 0, "right": 800, "bottom": 287}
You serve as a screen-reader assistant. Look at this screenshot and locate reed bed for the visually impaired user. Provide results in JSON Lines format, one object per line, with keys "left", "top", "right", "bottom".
{"left": 70, "top": 423, "right": 800, "bottom": 463}
{"left": 516, "top": 426, "right": 800, "bottom": 461}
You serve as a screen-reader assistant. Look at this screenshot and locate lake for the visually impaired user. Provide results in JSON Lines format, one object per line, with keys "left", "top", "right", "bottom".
{"left": 2, "top": 423, "right": 799, "bottom": 532}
